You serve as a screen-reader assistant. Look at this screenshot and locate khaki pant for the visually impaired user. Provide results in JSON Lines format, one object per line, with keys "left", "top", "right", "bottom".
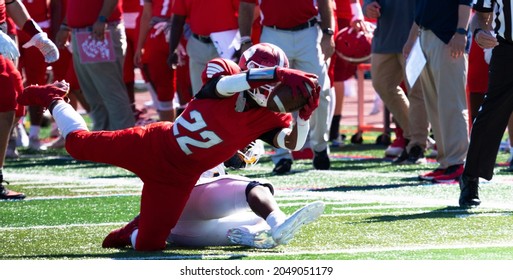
{"left": 419, "top": 29, "right": 469, "bottom": 168}
{"left": 371, "top": 53, "right": 430, "bottom": 151}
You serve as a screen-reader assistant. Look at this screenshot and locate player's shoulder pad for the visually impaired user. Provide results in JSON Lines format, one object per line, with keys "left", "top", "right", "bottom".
{"left": 201, "top": 58, "right": 241, "bottom": 84}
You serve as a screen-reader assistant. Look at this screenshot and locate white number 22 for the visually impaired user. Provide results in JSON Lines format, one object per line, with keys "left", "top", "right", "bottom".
{"left": 172, "top": 110, "right": 222, "bottom": 155}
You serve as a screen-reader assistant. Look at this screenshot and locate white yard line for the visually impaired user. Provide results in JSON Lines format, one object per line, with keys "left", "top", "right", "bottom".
{"left": 85, "top": 242, "right": 513, "bottom": 260}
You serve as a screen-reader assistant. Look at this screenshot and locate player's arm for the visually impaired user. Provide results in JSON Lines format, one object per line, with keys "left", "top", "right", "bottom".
{"left": 49, "top": 0, "right": 62, "bottom": 41}
{"left": 258, "top": 117, "right": 309, "bottom": 152}
{"left": 6, "top": 0, "right": 59, "bottom": 62}
{"left": 134, "top": 1, "right": 152, "bottom": 67}
{"left": 318, "top": 0, "right": 335, "bottom": 59}
{"left": 275, "top": 117, "right": 309, "bottom": 151}
{"left": 167, "top": 14, "right": 186, "bottom": 69}
{"left": 6, "top": 0, "right": 32, "bottom": 29}
{"left": 216, "top": 67, "right": 318, "bottom": 99}
{"left": 238, "top": 1, "right": 256, "bottom": 53}
{"left": 215, "top": 68, "right": 275, "bottom": 97}
{"left": 259, "top": 85, "right": 320, "bottom": 151}
{"left": 91, "top": 0, "right": 118, "bottom": 41}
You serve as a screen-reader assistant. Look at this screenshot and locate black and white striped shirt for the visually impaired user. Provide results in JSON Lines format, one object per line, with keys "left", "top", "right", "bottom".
{"left": 473, "top": 0, "right": 513, "bottom": 42}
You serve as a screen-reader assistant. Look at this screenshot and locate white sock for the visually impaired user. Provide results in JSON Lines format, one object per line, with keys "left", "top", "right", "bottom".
{"left": 130, "top": 229, "right": 138, "bottom": 250}
{"left": 266, "top": 210, "right": 287, "bottom": 230}
{"left": 51, "top": 102, "right": 89, "bottom": 138}
{"left": 29, "top": 125, "right": 41, "bottom": 139}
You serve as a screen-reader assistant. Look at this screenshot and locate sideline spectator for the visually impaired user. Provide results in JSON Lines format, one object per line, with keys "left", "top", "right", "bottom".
{"left": 363, "top": 0, "right": 430, "bottom": 165}
{"left": 403, "top": 0, "right": 471, "bottom": 183}
{"left": 55, "top": 0, "right": 135, "bottom": 131}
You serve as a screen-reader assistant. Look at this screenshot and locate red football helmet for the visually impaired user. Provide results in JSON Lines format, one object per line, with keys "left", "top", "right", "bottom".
{"left": 335, "top": 26, "right": 373, "bottom": 64}
{"left": 201, "top": 58, "right": 241, "bottom": 84}
{"left": 239, "top": 42, "right": 289, "bottom": 70}
{"left": 238, "top": 43, "right": 289, "bottom": 106}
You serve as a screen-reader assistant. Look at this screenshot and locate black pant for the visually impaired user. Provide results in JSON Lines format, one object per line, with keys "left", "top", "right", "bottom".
{"left": 465, "top": 40, "right": 513, "bottom": 180}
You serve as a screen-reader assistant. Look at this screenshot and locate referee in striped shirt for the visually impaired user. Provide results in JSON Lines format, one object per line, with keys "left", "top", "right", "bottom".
{"left": 459, "top": 0, "right": 513, "bottom": 207}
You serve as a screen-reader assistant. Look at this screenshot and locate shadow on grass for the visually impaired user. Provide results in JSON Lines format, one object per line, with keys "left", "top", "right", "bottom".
{"left": 361, "top": 206, "right": 513, "bottom": 223}
{"left": 6, "top": 154, "right": 136, "bottom": 178}
{"left": 313, "top": 176, "right": 430, "bottom": 192}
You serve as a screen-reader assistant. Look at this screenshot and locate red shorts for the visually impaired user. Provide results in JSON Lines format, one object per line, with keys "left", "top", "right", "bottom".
{"left": 51, "top": 48, "right": 79, "bottom": 91}
{"left": 124, "top": 26, "right": 139, "bottom": 83}
{"left": 0, "top": 56, "right": 24, "bottom": 116}
{"left": 467, "top": 39, "right": 489, "bottom": 94}
{"left": 142, "top": 30, "right": 175, "bottom": 103}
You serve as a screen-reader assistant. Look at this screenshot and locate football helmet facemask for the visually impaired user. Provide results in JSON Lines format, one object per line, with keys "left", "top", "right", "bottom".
{"left": 224, "top": 140, "right": 266, "bottom": 170}
{"left": 239, "top": 43, "right": 289, "bottom": 106}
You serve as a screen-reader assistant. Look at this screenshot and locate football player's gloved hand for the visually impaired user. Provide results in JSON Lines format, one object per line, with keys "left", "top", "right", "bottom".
{"left": 0, "top": 31, "right": 20, "bottom": 61}
{"left": 299, "top": 83, "right": 320, "bottom": 120}
{"left": 22, "top": 33, "right": 59, "bottom": 63}
{"left": 275, "top": 67, "right": 318, "bottom": 100}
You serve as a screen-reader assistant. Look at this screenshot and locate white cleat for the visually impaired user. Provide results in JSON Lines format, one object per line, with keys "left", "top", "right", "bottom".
{"left": 272, "top": 201, "right": 325, "bottom": 245}
{"left": 227, "top": 227, "right": 277, "bottom": 249}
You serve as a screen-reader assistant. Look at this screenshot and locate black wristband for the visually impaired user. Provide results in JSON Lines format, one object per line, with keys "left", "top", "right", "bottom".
{"left": 97, "top": 15, "right": 107, "bottom": 23}
{"left": 322, "top": 28, "right": 334, "bottom": 36}
{"left": 455, "top": 27, "right": 468, "bottom": 35}
{"left": 6, "top": 0, "right": 17, "bottom": 5}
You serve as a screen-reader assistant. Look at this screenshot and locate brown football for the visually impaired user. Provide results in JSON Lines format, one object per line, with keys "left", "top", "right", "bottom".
{"left": 266, "top": 82, "right": 312, "bottom": 113}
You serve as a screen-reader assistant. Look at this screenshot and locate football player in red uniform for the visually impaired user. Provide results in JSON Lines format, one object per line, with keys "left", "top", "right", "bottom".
{"left": 17, "top": 43, "right": 320, "bottom": 251}
{"left": 0, "top": 0, "right": 59, "bottom": 199}
{"left": 134, "top": 0, "right": 177, "bottom": 121}
{"left": 18, "top": 0, "right": 54, "bottom": 151}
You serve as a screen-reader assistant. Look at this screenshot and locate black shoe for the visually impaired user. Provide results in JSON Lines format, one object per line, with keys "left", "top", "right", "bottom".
{"left": 224, "top": 153, "right": 246, "bottom": 169}
{"left": 0, "top": 180, "right": 26, "bottom": 200}
{"left": 272, "top": 158, "right": 292, "bottom": 175}
{"left": 313, "top": 149, "right": 330, "bottom": 170}
{"left": 392, "top": 149, "right": 409, "bottom": 164}
{"left": 405, "top": 145, "right": 427, "bottom": 164}
{"left": 458, "top": 175, "right": 481, "bottom": 207}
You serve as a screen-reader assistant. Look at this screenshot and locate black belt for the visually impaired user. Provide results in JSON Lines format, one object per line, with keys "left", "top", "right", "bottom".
{"left": 267, "top": 18, "right": 318, "bottom": 31}
{"left": 192, "top": 33, "right": 212, "bottom": 43}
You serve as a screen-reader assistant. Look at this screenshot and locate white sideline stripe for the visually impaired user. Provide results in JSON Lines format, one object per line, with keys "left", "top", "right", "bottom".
{"left": 0, "top": 206, "right": 504, "bottom": 232}
{"left": 0, "top": 222, "right": 125, "bottom": 231}
{"left": 18, "top": 193, "right": 138, "bottom": 201}
{"left": 246, "top": 242, "right": 513, "bottom": 257}
{"left": 8, "top": 173, "right": 143, "bottom": 188}
{"left": 96, "top": 242, "right": 513, "bottom": 260}
{"left": 286, "top": 190, "right": 513, "bottom": 209}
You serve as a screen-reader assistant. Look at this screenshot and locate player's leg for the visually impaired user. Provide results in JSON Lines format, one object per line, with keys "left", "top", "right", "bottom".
{"left": 133, "top": 179, "right": 197, "bottom": 251}
{"left": 171, "top": 176, "right": 274, "bottom": 248}
{"left": 145, "top": 34, "right": 175, "bottom": 121}
{"left": 169, "top": 213, "right": 267, "bottom": 247}
{"left": 224, "top": 177, "right": 326, "bottom": 246}
{"left": 0, "top": 57, "right": 26, "bottom": 199}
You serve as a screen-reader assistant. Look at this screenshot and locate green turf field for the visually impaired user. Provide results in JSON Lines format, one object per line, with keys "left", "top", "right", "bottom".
{"left": 2, "top": 128, "right": 513, "bottom": 261}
